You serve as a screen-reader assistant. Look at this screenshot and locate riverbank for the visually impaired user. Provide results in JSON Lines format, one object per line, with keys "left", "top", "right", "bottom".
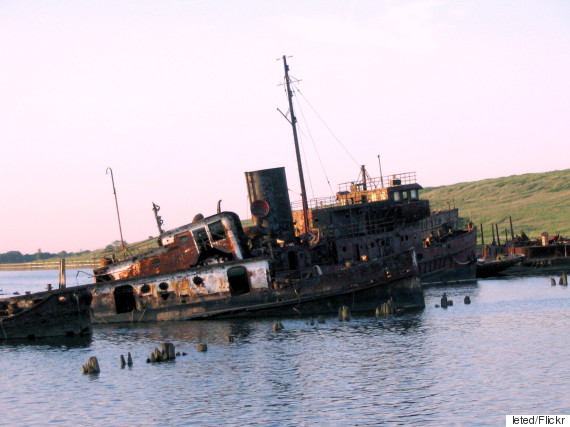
{"left": 0, "top": 260, "right": 97, "bottom": 271}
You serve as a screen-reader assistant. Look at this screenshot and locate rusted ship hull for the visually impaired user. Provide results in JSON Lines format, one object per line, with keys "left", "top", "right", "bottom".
{"left": 85, "top": 252, "right": 423, "bottom": 323}
{"left": 0, "top": 289, "right": 92, "bottom": 340}
{"left": 418, "top": 227, "right": 477, "bottom": 285}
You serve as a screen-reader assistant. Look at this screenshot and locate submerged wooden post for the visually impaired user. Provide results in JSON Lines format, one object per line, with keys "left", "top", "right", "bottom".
{"left": 58, "top": 258, "right": 66, "bottom": 289}
{"left": 341, "top": 305, "right": 351, "bottom": 321}
{"left": 82, "top": 357, "right": 100, "bottom": 374}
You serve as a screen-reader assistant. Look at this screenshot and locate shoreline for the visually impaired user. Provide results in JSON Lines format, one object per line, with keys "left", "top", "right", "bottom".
{"left": 0, "top": 261, "right": 96, "bottom": 271}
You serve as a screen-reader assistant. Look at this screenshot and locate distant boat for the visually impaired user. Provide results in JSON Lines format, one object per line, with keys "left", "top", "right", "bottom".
{"left": 0, "top": 288, "right": 92, "bottom": 340}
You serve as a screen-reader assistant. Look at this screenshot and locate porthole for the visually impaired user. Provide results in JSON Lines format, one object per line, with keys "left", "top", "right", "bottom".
{"left": 193, "top": 276, "right": 204, "bottom": 286}
{"left": 159, "top": 282, "right": 168, "bottom": 291}
{"left": 141, "top": 284, "right": 151, "bottom": 294}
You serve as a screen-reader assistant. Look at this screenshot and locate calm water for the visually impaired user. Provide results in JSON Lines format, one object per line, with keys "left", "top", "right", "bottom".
{"left": 1, "top": 271, "right": 569, "bottom": 426}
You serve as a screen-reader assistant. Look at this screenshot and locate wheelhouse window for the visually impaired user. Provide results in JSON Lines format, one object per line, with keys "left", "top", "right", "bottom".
{"left": 209, "top": 220, "right": 227, "bottom": 242}
{"left": 192, "top": 227, "right": 212, "bottom": 252}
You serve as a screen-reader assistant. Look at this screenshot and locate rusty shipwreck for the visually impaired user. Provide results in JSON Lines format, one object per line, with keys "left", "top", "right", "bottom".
{"left": 87, "top": 201, "right": 422, "bottom": 323}
{"left": 79, "top": 57, "right": 431, "bottom": 323}
{"left": 0, "top": 287, "right": 92, "bottom": 340}
{"left": 75, "top": 56, "right": 479, "bottom": 322}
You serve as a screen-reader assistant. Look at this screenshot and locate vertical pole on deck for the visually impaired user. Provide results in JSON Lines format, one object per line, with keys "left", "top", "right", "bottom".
{"left": 377, "top": 155, "right": 385, "bottom": 188}
{"left": 495, "top": 223, "right": 501, "bottom": 245}
{"left": 480, "top": 223, "right": 485, "bottom": 246}
{"left": 106, "top": 167, "right": 127, "bottom": 255}
{"left": 59, "top": 258, "right": 66, "bottom": 289}
{"left": 282, "top": 55, "right": 309, "bottom": 235}
{"left": 491, "top": 223, "right": 496, "bottom": 245}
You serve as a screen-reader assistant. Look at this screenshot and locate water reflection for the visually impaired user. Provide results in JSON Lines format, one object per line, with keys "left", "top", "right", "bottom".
{"left": 0, "top": 334, "right": 92, "bottom": 349}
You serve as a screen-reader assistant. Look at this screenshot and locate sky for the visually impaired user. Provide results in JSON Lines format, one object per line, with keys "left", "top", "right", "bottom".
{"left": 1, "top": 0, "right": 569, "bottom": 254}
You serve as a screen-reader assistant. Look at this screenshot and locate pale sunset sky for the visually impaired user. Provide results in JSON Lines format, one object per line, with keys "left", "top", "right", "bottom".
{"left": 1, "top": 0, "right": 569, "bottom": 254}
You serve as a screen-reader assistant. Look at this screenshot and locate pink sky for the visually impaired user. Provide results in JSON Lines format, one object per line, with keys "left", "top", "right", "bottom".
{"left": 1, "top": 0, "right": 569, "bottom": 254}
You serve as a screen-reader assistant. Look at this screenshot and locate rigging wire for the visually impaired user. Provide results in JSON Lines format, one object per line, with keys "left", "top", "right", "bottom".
{"left": 294, "top": 85, "right": 361, "bottom": 168}
{"left": 293, "top": 92, "right": 335, "bottom": 197}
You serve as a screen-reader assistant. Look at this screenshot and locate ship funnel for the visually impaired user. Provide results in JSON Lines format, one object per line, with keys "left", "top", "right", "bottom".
{"left": 245, "top": 167, "right": 296, "bottom": 243}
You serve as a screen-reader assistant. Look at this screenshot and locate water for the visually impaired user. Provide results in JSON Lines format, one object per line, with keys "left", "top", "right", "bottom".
{"left": 1, "top": 271, "right": 569, "bottom": 426}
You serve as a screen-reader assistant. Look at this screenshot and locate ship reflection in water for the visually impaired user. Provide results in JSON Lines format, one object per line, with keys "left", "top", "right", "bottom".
{"left": 1, "top": 273, "right": 569, "bottom": 426}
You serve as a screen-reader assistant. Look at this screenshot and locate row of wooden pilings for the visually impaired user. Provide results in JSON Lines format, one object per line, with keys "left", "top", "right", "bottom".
{"left": 551, "top": 272, "right": 568, "bottom": 286}
{"left": 82, "top": 301, "right": 406, "bottom": 374}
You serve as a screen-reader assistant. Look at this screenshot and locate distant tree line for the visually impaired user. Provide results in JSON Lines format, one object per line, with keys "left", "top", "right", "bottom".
{"left": 0, "top": 249, "right": 90, "bottom": 264}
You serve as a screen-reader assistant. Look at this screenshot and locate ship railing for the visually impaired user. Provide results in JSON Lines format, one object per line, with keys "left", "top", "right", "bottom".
{"left": 337, "top": 171, "right": 417, "bottom": 193}
{"left": 290, "top": 172, "right": 417, "bottom": 211}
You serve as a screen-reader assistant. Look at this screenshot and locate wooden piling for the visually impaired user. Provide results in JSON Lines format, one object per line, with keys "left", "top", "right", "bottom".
{"left": 58, "top": 258, "right": 66, "bottom": 289}
{"left": 82, "top": 357, "right": 100, "bottom": 374}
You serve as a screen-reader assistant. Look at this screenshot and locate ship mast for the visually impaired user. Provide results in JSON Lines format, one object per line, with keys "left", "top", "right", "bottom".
{"left": 281, "top": 55, "right": 309, "bottom": 235}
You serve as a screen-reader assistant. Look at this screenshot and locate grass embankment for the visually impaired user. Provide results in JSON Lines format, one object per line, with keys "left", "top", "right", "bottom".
{"left": 422, "top": 169, "right": 570, "bottom": 245}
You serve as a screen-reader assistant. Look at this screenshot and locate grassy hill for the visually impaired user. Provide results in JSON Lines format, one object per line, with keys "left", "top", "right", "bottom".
{"left": 422, "top": 169, "right": 570, "bottom": 245}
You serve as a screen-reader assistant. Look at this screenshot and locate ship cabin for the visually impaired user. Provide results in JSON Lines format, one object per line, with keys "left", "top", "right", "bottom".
{"left": 286, "top": 172, "right": 437, "bottom": 264}
{"left": 94, "top": 212, "right": 251, "bottom": 282}
{"left": 292, "top": 172, "right": 431, "bottom": 238}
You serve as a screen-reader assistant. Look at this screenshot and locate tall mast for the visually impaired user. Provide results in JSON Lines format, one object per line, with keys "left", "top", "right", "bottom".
{"left": 282, "top": 55, "right": 309, "bottom": 234}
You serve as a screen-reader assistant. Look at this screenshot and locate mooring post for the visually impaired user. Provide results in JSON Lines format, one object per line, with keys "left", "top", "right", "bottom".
{"left": 58, "top": 258, "right": 66, "bottom": 289}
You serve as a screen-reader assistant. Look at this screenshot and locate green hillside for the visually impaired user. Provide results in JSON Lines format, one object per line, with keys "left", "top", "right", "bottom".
{"left": 421, "top": 169, "right": 570, "bottom": 245}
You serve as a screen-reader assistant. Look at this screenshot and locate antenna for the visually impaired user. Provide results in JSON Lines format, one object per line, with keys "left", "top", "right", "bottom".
{"left": 106, "top": 167, "right": 126, "bottom": 255}
{"left": 377, "top": 155, "right": 385, "bottom": 188}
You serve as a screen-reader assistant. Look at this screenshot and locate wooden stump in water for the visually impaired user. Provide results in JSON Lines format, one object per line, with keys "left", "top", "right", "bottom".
{"left": 197, "top": 344, "right": 208, "bottom": 352}
{"left": 82, "top": 357, "right": 100, "bottom": 374}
